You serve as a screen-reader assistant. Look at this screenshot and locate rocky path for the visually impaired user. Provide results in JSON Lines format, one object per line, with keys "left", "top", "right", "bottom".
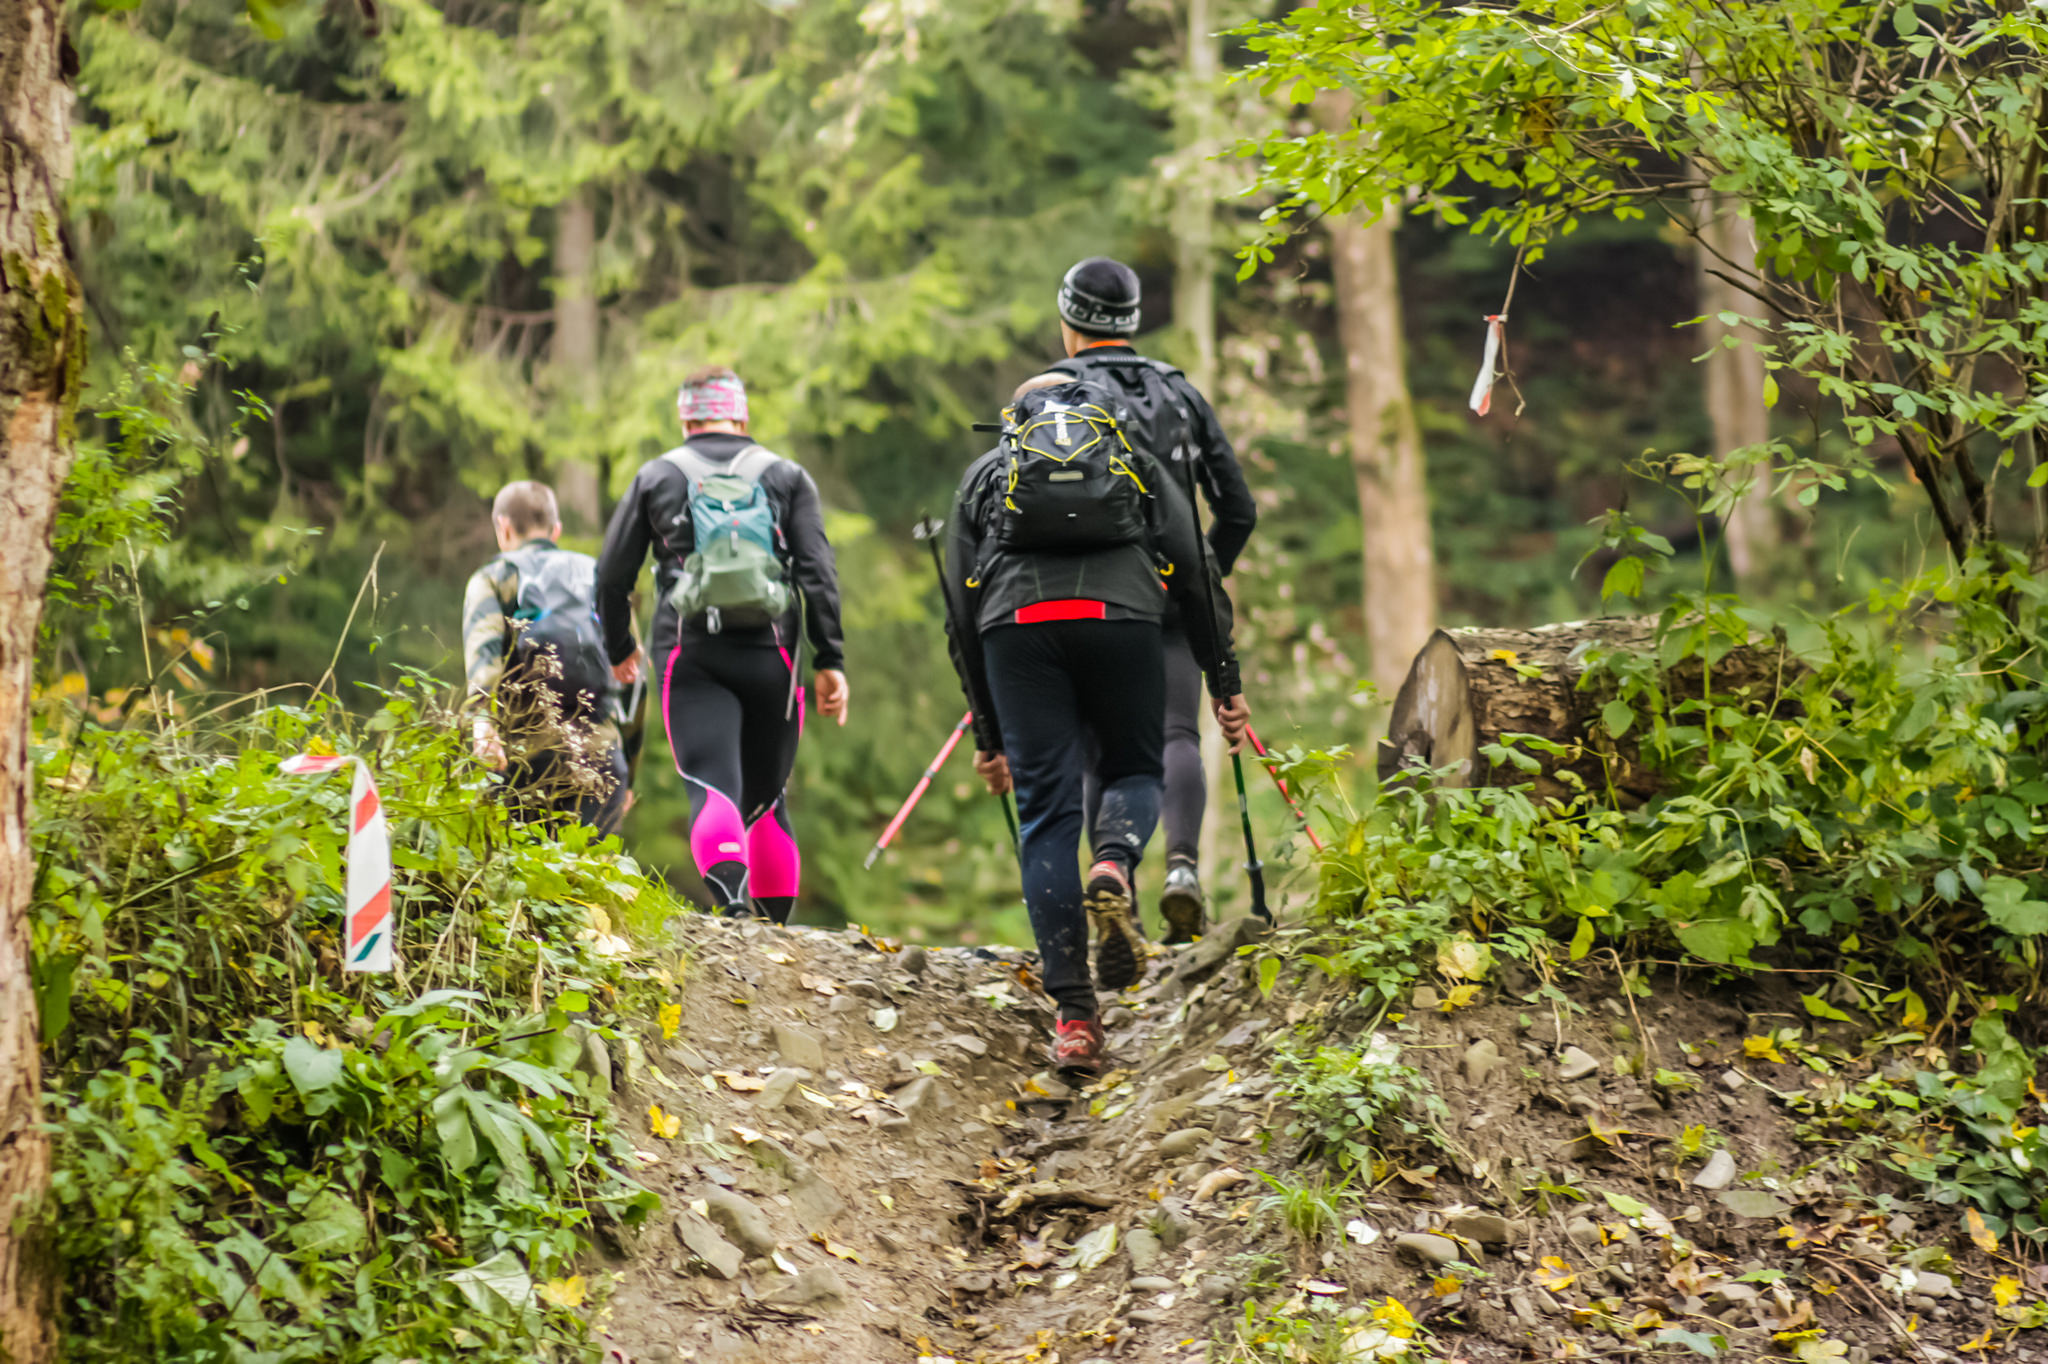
{"left": 593, "top": 914, "right": 2048, "bottom": 1364}
{"left": 594, "top": 911, "right": 1279, "bottom": 1363}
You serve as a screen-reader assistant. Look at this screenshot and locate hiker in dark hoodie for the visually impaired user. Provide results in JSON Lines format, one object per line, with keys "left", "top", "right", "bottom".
{"left": 1022, "top": 257, "right": 1258, "bottom": 945}
{"left": 596, "top": 367, "right": 848, "bottom": 924}
{"left": 944, "top": 372, "right": 1249, "bottom": 1075}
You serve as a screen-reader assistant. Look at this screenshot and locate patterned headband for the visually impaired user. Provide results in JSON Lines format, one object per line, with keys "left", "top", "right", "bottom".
{"left": 677, "top": 373, "right": 749, "bottom": 424}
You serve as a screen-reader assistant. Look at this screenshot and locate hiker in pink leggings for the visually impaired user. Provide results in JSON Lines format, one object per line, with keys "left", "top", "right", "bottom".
{"left": 596, "top": 367, "right": 849, "bottom": 921}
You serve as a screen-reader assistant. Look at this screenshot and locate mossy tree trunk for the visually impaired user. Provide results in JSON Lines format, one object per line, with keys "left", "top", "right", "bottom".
{"left": 0, "top": 0, "right": 80, "bottom": 1358}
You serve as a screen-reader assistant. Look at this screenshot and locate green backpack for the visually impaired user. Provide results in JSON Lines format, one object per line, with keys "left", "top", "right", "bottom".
{"left": 661, "top": 444, "right": 793, "bottom": 633}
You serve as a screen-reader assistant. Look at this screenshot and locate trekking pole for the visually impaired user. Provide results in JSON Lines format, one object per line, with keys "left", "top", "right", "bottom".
{"left": 1000, "top": 790, "right": 1022, "bottom": 860}
{"left": 913, "top": 512, "right": 1022, "bottom": 867}
{"left": 1169, "top": 463, "right": 1271, "bottom": 924}
{"left": 1246, "top": 724, "right": 1325, "bottom": 854}
{"left": 863, "top": 711, "right": 972, "bottom": 869}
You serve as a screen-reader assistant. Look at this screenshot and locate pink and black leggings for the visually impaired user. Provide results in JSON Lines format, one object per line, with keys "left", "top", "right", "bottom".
{"left": 659, "top": 633, "right": 805, "bottom": 922}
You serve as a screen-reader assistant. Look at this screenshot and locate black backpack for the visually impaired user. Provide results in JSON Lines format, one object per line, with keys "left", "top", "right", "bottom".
{"left": 991, "top": 380, "right": 1152, "bottom": 553}
{"left": 499, "top": 544, "right": 612, "bottom": 721}
{"left": 1049, "top": 351, "right": 1198, "bottom": 472}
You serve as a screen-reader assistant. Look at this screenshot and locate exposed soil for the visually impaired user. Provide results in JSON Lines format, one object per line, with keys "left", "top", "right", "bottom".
{"left": 590, "top": 912, "right": 2048, "bottom": 1364}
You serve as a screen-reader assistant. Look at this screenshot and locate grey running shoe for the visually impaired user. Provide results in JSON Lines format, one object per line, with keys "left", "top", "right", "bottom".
{"left": 1084, "top": 859, "right": 1146, "bottom": 990}
{"left": 1158, "top": 862, "right": 1207, "bottom": 944}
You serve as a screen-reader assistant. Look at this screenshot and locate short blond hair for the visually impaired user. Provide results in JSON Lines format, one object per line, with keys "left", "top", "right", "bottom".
{"left": 492, "top": 481, "right": 559, "bottom": 536}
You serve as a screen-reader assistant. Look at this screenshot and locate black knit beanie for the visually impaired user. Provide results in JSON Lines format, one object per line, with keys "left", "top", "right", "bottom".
{"left": 1057, "top": 257, "right": 1141, "bottom": 336}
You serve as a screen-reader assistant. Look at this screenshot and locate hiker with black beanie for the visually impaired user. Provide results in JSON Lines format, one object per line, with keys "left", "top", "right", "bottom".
{"left": 944, "top": 373, "right": 1250, "bottom": 1075}
{"left": 1023, "top": 256, "right": 1258, "bottom": 945}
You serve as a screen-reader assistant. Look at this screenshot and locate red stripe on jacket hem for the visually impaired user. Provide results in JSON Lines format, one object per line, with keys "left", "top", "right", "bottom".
{"left": 1014, "top": 599, "right": 1108, "bottom": 625}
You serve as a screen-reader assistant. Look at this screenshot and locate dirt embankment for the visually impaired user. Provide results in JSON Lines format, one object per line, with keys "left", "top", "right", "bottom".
{"left": 593, "top": 914, "right": 2048, "bottom": 1364}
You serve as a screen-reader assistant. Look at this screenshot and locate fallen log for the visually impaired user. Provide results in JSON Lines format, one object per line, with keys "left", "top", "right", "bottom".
{"left": 1376, "top": 618, "right": 1797, "bottom": 803}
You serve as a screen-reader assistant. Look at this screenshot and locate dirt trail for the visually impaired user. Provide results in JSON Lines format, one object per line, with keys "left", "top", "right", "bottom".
{"left": 595, "top": 914, "right": 2048, "bottom": 1364}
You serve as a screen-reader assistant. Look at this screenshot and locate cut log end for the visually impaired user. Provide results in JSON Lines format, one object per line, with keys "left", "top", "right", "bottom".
{"left": 1377, "top": 619, "right": 1793, "bottom": 803}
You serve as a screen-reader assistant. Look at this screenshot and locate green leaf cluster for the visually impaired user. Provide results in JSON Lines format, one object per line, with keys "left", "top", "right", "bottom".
{"left": 1238, "top": 0, "right": 2048, "bottom": 566}
{"left": 32, "top": 679, "right": 672, "bottom": 1361}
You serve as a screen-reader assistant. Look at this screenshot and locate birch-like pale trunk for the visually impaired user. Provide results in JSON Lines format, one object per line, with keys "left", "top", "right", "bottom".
{"left": 1692, "top": 187, "right": 1774, "bottom": 585}
{"left": 552, "top": 190, "right": 604, "bottom": 535}
{"left": 1317, "top": 93, "right": 1436, "bottom": 700}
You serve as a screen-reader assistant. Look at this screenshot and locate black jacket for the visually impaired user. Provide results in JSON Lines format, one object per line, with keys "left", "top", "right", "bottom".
{"left": 1042, "top": 345, "right": 1257, "bottom": 574}
{"left": 595, "top": 432, "right": 845, "bottom": 672}
{"left": 943, "top": 439, "right": 1241, "bottom": 752}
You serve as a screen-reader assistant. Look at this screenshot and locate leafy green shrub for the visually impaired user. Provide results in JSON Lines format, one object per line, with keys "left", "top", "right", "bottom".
{"left": 1274, "top": 1038, "right": 1448, "bottom": 1175}
{"left": 32, "top": 679, "right": 670, "bottom": 1362}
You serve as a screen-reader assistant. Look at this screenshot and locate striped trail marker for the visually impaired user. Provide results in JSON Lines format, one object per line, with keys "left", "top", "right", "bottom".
{"left": 279, "top": 753, "right": 394, "bottom": 972}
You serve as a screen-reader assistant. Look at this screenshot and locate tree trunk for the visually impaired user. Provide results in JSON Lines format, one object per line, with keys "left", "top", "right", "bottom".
{"left": 1693, "top": 187, "right": 1774, "bottom": 585}
{"left": 1317, "top": 95, "right": 1437, "bottom": 700}
{"left": 551, "top": 190, "right": 603, "bottom": 536}
{"left": 1172, "top": 0, "right": 1232, "bottom": 888}
{"left": 1378, "top": 620, "right": 1796, "bottom": 804}
{"left": 0, "top": 0, "right": 80, "bottom": 1358}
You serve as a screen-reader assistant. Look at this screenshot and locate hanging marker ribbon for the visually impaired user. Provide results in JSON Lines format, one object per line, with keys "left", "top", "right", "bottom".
{"left": 280, "top": 753, "right": 394, "bottom": 972}
{"left": 1468, "top": 313, "right": 1507, "bottom": 416}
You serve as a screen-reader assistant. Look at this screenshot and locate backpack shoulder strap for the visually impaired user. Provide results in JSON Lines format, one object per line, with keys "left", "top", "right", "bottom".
{"left": 727, "top": 444, "right": 780, "bottom": 483}
{"left": 663, "top": 443, "right": 780, "bottom": 486}
{"left": 660, "top": 444, "right": 714, "bottom": 485}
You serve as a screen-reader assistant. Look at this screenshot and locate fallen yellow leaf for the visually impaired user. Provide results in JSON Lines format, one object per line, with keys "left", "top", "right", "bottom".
{"left": 647, "top": 1104, "right": 681, "bottom": 1140}
{"left": 811, "top": 1232, "right": 863, "bottom": 1263}
{"left": 1533, "top": 1256, "right": 1576, "bottom": 1292}
{"left": 1743, "top": 1035, "right": 1787, "bottom": 1064}
{"left": 713, "top": 1070, "right": 766, "bottom": 1092}
{"left": 1439, "top": 983, "right": 1482, "bottom": 1012}
{"left": 658, "top": 1001, "right": 682, "bottom": 1041}
{"left": 1967, "top": 1206, "right": 1999, "bottom": 1255}
{"left": 1995, "top": 1274, "right": 2023, "bottom": 1308}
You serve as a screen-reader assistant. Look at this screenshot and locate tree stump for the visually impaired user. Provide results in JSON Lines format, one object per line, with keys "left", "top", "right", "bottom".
{"left": 1377, "top": 619, "right": 1796, "bottom": 803}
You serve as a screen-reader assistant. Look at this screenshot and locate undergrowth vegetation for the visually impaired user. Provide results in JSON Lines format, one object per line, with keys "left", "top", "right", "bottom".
{"left": 1268, "top": 553, "right": 2048, "bottom": 1234}
{"left": 30, "top": 681, "right": 674, "bottom": 1362}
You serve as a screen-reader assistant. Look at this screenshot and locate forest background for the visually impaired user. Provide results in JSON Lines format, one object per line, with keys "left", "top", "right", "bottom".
{"left": 45, "top": 0, "right": 1926, "bottom": 942}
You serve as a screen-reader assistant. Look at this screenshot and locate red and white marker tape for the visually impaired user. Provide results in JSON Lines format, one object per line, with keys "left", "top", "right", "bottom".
{"left": 1468, "top": 313, "right": 1507, "bottom": 416}
{"left": 279, "top": 753, "right": 394, "bottom": 972}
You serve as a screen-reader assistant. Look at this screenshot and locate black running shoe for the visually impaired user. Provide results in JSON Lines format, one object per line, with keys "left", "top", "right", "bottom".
{"left": 1085, "top": 859, "right": 1145, "bottom": 990}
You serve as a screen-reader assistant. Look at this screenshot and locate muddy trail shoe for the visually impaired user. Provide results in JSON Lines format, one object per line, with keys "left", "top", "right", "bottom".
{"left": 1085, "top": 859, "right": 1146, "bottom": 990}
{"left": 1051, "top": 1017, "right": 1108, "bottom": 1077}
{"left": 1158, "top": 862, "right": 1206, "bottom": 945}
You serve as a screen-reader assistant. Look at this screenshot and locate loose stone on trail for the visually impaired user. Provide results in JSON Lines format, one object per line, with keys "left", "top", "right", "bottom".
{"left": 1462, "top": 1037, "right": 1502, "bottom": 1086}
{"left": 1691, "top": 1149, "right": 1739, "bottom": 1190}
{"left": 1556, "top": 1045, "right": 1600, "bottom": 1081}
{"left": 672, "top": 1210, "right": 745, "bottom": 1280}
{"left": 773, "top": 1023, "right": 827, "bottom": 1071}
{"left": 1395, "top": 1232, "right": 1464, "bottom": 1268}
{"left": 756, "top": 1068, "right": 805, "bottom": 1112}
{"left": 701, "top": 1189, "right": 777, "bottom": 1258}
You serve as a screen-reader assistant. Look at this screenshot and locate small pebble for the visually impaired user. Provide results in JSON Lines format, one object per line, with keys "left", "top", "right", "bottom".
{"left": 1557, "top": 1046, "right": 1600, "bottom": 1082}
